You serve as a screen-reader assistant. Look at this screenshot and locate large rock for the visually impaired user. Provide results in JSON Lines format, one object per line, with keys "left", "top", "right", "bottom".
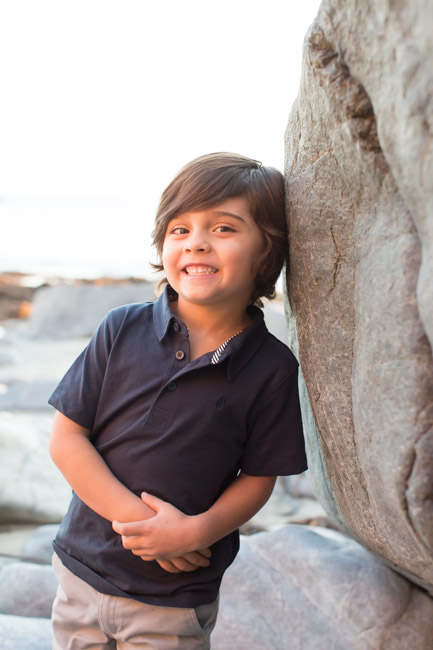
{"left": 0, "top": 412, "right": 71, "bottom": 523}
{"left": 21, "top": 525, "right": 59, "bottom": 563}
{"left": 0, "top": 614, "right": 51, "bottom": 650}
{"left": 28, "top": 281, "right": 156, "bottom": 338}
{"left": 284, "top": 0, "right": 433, "bottom": 592}
{"left": 0, "top": 563, "right": 57, "bottom": 618}
{"left": 0, "top": 380, "right": 58, "bottom": 411}
{"left": 213, "top": 526, "right": 433, "bottom": 650}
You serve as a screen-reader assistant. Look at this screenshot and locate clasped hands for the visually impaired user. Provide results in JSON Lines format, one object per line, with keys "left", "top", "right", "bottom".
{"left": 112, "top": 491, "right": 211, "bottom": 574}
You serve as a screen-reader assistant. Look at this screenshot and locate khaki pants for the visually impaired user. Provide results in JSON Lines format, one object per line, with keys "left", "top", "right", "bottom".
{"left": 52, "top": 553, "right": 218, "bottom": 650}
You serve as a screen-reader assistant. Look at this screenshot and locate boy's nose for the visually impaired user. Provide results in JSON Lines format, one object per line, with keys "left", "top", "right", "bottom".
{"left": 184, "top": 237, "right": 211, "bottom": 253}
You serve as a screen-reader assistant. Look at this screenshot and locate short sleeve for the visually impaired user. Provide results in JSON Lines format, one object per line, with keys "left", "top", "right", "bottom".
{"left": 48, "top": 312, "right": 115, "bottom": 430}
{"left": 240, "top": 367, "right": 307, "bottom": 477}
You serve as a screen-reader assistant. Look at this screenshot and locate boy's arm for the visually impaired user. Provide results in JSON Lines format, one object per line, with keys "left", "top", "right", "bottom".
{"left": 49, "top": 411, "right": 157, "bottom": 522}
{"left": 49, "top": 411, "right": 211, "bottom": 572}
{"left": 113, "top": 472, "right": 276, "bottom": 561}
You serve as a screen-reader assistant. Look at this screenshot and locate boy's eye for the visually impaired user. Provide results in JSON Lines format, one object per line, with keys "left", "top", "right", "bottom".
{"left": 215, "top": 225, "right": 235, "bottom": 233}
{"left": 170, "top": 226, "right": 189, "bottom": 235}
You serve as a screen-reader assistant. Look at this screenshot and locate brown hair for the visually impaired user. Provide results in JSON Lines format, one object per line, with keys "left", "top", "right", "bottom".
{"left": 152, "top": 152, "right": 287, "bottom": 306}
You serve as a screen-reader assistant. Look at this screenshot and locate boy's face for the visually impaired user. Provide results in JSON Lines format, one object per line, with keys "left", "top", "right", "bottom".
{"left": 162, "top": 196, "right": 265, "bottom": 312}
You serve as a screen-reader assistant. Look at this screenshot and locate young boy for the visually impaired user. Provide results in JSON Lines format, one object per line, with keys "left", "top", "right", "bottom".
{"left": 49, "top": 152, "right": 307, "bottom": 649}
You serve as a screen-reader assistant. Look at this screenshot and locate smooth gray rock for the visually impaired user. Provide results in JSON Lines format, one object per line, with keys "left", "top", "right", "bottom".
{"left": 0, "top": 380, "right": 57, "bottom": 410}
{"left": 21, "top": 525, "right": 59, "bottom": 563}
{"left": 0, "top": 412, "right": 71, "bottom": 523}
{"left": 213, "top": 526, "right": 433, "bottom": 650}
{"left": 28, "top": 282, "right": 156, "bottom": 339}
{"left": 284, "top": 0, "right": 433, "bottom": 592}
{"left": 0, "top": 563, "right": 57, "bottom": 618}
{"left": 0, "top": 614, "right": 51, "bottom": 650}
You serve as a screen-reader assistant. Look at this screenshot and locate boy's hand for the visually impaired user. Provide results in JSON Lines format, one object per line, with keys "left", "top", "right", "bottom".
{"left": 112, "top": 492, "right": 209, "bottom": 566}
{"left": 156, "top": 549, "right": 212, "bottom": 574}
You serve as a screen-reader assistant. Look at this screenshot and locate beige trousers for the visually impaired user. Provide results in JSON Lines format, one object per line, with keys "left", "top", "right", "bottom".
{"left": 51, "top": 553, "right": 218, "bottom": 650}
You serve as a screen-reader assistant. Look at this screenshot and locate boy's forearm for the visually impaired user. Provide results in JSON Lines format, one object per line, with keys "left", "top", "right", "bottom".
{"left": 112, "top": 473, "right": 275, "bottom": 562}
{"left": 49, "top": 412, "right": 155, "bottom": 523}
{"left": 192, "top": 472, "right": 276, "bottom": 549}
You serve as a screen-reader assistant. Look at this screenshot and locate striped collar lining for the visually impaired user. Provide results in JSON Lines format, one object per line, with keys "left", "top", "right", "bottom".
{"left": 211, "top": 329, "right": 245, "bottom": 365}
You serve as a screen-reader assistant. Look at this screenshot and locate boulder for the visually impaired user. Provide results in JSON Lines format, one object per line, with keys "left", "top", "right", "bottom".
{"left": 21, "top": 525, "right": 59, "bottom": 563}
{"left": 213, "top": 526, "right": 433, "bottom": 650}
{"left": 284, "top": 0, "right": 433, "bottom": 592}
{"left": 0, "top": 412, "right": 71, "bottom": 523}
{"left": 0, "top": 562, "right": 57, "bottom": 618}
{"left": 0, "top": 614, "right": 51, "bottom": 650}
{"left": 27, "top": 282, "right": 156, "bottom": 339}
{"left": 0, "top": 380, "right": 58, "bottom": 411}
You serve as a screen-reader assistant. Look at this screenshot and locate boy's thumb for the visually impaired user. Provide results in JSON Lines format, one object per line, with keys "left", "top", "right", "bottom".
{"left": 140, "top": 491, "right": 160, "bottom": 512}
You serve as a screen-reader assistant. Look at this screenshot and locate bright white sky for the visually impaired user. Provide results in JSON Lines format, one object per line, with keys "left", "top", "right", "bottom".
{"left": 0, "top": 0, "right": 321, "bottom": 278}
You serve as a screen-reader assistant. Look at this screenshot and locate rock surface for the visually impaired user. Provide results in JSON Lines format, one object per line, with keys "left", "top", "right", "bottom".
{"left": 212, "top": 525, "right": 433, "bottom": 650}
{"left": 21, "top": 525, "right": 59, "bottom": 563}
{"left": 27, "top": 282, "right": 157, "bottom": 338}
{"left": 0, "top": 412, "right": 71, "bottom": 523}
{"left": 0, "top": 614, "right": 52, "bottom": 650}
{"left": 2, "top": 525, "right": 432, "bottom": 649}
{"left": 284, "top": 0, "right": 433, "bottom": 593}
{"left": 0, "top": 562, "right": 57, "bottom": 618}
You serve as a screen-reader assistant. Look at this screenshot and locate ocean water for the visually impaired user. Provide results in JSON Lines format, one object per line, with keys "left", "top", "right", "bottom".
{"left": 1, "top": 196, "right": 158, "bottom": 280}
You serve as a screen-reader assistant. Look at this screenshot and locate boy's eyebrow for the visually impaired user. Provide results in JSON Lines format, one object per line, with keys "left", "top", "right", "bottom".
{"left": 211, "top": 210, "right": 246, "bottom": 223}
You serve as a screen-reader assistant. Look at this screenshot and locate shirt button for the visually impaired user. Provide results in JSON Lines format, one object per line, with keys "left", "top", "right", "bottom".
{"left": 172, "top": 322, "right": 180, "bottom": 332}
{"left": 175, "top": 350, "right": 185, "bottom": 360}
{"left": 167, "top": 381, "right": 177, "bottom": 391}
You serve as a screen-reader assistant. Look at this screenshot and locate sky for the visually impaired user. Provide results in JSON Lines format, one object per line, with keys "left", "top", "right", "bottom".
{"left": 0, "top": 0, "right": 322, "bottom": 279}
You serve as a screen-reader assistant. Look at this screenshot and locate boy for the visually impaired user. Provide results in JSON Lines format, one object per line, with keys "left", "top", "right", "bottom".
{"left": 49, "top": 152, "right": 307, "bottom": 649}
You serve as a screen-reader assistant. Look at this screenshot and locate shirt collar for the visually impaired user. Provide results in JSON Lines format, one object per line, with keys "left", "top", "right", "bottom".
{"left": 226, "top": 307, "right": 268, "bottom": 381}
{"left": 152, "top": 286, "right": 269, "bottom": 379}
{"left": 153, "top": 286, "right": 180, "bottom": 341}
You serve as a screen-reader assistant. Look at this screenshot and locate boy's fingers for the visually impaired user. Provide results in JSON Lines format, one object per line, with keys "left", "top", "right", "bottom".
{"left": 182, "top": 551, "right": 211, "bottom": 568}
{"left": 164, "top": 557, "right": 199, "bottom": 572}
{"left": 112, "top": 520, "right": 143, "bottom": 536}
{"left": 112, "top": 520, "right": 122, "bottom": 534}
{"left": 140, "top": 492, "right": 163, "bottom": 511}
{"left": 156, "top": 559, "right": 181, "bottom": 573}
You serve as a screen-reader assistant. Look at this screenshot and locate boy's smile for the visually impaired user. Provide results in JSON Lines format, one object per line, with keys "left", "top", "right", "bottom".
{"left": 162, "top": 196, "right": 265, "bottom": 314}
{"left": 183, "top": 265, "right": 218, "bottom": 276}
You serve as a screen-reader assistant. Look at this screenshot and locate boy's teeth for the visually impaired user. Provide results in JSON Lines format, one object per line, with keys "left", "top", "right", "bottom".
{"left": 185, "top": 266, "right": 217, "bottom": 275}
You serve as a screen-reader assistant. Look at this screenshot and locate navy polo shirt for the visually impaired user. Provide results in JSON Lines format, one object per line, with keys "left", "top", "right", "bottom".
{"left": 49, "top": 288, "right": 307, "bottom": 608}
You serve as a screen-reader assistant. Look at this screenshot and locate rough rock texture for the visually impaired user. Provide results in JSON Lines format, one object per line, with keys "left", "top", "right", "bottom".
{"left": 0, "top": 563, "right": 57, "bottom": 618}
{"left": 212, "top": 526, "right": 433, "bottom": 650}
{"left": 284, "top": 0, "right": 433, "bottom": 592}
